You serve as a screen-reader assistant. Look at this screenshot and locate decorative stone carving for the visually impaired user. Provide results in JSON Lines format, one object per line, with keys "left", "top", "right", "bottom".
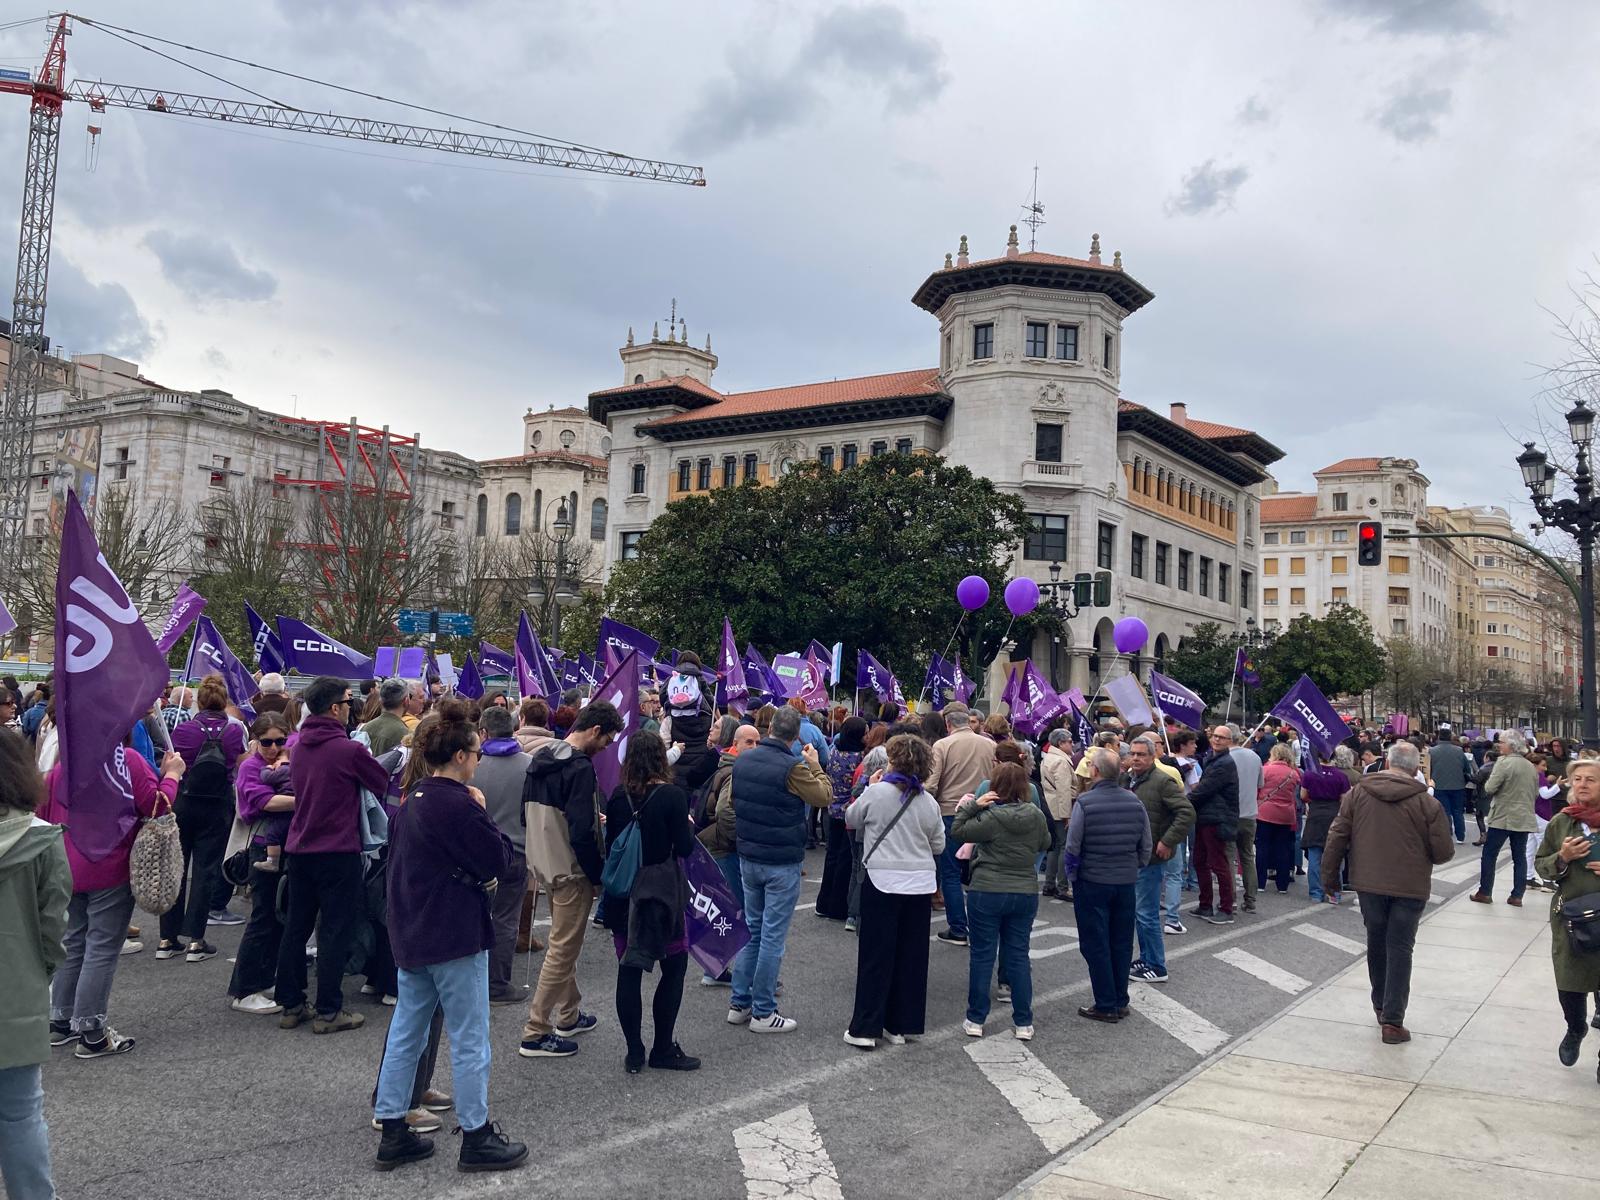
{"left": 1037, "top": 381, "right": 1067, "bottom": 407}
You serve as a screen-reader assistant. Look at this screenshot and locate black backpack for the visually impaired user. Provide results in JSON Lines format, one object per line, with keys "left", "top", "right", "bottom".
{"left": 181, "top": 725, "right": 232, "bottom": 806}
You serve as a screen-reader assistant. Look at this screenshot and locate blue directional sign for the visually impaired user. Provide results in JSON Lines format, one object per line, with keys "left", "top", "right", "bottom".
{"left": 394, "top": 609, "right": 474, "bottom": 637}
{"left": 435, "top": 612, "right": 475, "bottom": 636}
{"left": 394, "top": 608, "right": 433, "bottom": 634}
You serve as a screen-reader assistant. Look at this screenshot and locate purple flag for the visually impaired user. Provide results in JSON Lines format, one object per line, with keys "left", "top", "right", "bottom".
{"left": 276, "top": 615, "right": 375, "bottom": 679}
{"left": 589, "top": 649, "right": 642, "bottom": 799}
{"left": 1013, "top": 661, "right": 1065, "bottom": 737}
{"left": 54, "top": 489, "right": 169, "bottom": 862}
{"left": 515, "top": 613, "right": 560, "bottom": 698}
{"left": 0, "top": 595, "right": 14, "bottom": 640}
{"left": 456, "top": 652, "right": 485, "bottom": 700}
{"left": 1234, "top": 647, "right": 1261, "bottom": 687}
{"left": 684, "top": 840, "right": 752, "bottom": 977}
{"left": 717, "top": 618, "right": 748, "bottom": 715}
{"left": 245, "top": 601, "right": 286, "bottom": 674}
{"left": 598, "top": 617, "right": 660, "bottom": 674}
{"left": 1268, "top": 674, "right": 1351, "bottom": 760}
{"left": 153, "top": 581, "right": 207, "bottom": 655}
{"left": 479, "top": 641, "right": 514, "bottom": 676}
{"left": 855, "top": 651, "right": 904, "bottom": 706}
{"left": 1149, "top": 669, "right": 1206, "bottom": 731}
{"left": 774, "top": 653, "right": 827, "bottom": 708}
{"left": 396, "top": 647, "right": 428, "bottom": 679}
{"left": 1068, "top": 701, "right": 1096, "bottom": 748}
{"left": 558, "top": 656, "right": 582, "bottom": 693}
{"left": 183, "top": 615, "right": 257, "bottom": 720}
{"left": 1000, "top": 666, "right": 1021, "bottom": 714}
{"left": 952, "top": 655, "right": 976, "bottom": 706}
{"left": 577, "top": 650, "right": 603, "bottom": 687}
{"left": 924, "top": 653, "right": 958, "bottom": 711}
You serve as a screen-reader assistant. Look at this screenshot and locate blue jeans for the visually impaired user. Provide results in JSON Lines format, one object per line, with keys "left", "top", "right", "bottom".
{"left": 1162, "top": 843, "right": 1186, "bottom": 920}
{"left": 1075, "top": 878, "right": 1137, "bottom": 1012}
{"left": 1479, "top": 828, "right": 1529, "bottom": 899}
{"left": 1435, "top": 790, "right": 1467, "bottom": 843}
{"left": 938, "top": 815, "right": 968, "bottom": 936}
{"left": 967, "top": 891, "right": 1037, "bottom": 1027}
{"left": 374, "top": 950, "right": 491, "bottom": 1130}
{"left": 732, "top": 860, "right": 803, "bottom": 1018}
{"left": 1134, "top": 860, "right": 1167, "bottom": 973}
{"left": 1307, "top": 846, "right": 1326, "bottom": 901}
{"left": 0, "top": 1064, "right": 54, "bottom": 1200}
{"left": 1181, "top": 831, "right": 1197, "bottom": 891}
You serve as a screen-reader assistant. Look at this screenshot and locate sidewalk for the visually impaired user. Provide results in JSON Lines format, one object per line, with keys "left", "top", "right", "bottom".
{"left": 1009, "top": 869, "right": 1598, "bottom": 1200}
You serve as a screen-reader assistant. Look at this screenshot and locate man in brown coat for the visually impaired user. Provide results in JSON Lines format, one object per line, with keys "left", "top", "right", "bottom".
{"left": 926, "top": 704, "right": 997, "bottom": 946}
{"left": 1321, "top": 740, "right": 1454, "bottom": 1045}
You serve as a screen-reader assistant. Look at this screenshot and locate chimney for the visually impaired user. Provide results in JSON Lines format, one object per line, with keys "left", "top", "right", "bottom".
{"left": 1170, "top": 402, "right": 1188, "bottom": 426}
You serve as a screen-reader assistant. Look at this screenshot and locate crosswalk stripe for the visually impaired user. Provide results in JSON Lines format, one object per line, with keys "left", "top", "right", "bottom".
{"left": 965, "top": 1039, "right": 1101, "bottom": 1151}
{"left": 1029, "top": 943, "right": 1076, "bottom": 960}
{"left": 1214, "top": 946, "right": 1311, "bottom": 993}
{"left": 1292, "top": 923, "right": 1364, "bottom": 954}
{"left": 1032, "top": 926, "right": 1078, "bottom": 941}
{"left": 732, "top": 1104, "right": 844, "bottom": 1200}
{"left": 1125, "top": 980, "right": 1230, "bottom": 1055}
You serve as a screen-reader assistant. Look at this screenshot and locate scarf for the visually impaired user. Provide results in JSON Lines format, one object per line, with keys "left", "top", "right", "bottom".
{"left": 1562, "top": 801, "right": 1600, "bottom": 829}
{"left": 882, "top": 770, "right": 922, "bottom": 805}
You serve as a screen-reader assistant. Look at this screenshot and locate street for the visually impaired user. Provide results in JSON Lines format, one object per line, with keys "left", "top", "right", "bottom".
{"left": 37, "top": 847, "right": 1490, "bottom": 1200}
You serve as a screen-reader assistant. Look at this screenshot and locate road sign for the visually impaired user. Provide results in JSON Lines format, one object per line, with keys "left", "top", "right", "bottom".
{"left": 435, "top": 612, "right": 475, "bottom": 636}
{"left": 393, "top": 609, "right": 474, "bottom": 637}
{"left": 395, "top": 608, "right": 432, "bottom": 634}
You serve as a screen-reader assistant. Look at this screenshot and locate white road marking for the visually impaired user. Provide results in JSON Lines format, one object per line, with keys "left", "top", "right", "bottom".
{"left": 1125, "top": 981, "right": 1230, "bottom": 1055}
{"left": 1029, "top": 943, "right": 1076, "bottom": 960}
{"left": 732, "top": 1104, "right": 844, "bottom": 1200}
{"left": 1031, "top": 927, "right": 1079, "bottom": 941}
{"left": 795, "top": 903, "right": 816, "bottom": 912}
{"left": 1293, "top": 923, "right": 1365, "bottom": 954}
{"left": 965, "top": 1039, "right": 1101, "bottom": 1152}
{"left": 1213, "top": 946, "right": 1311, "bottom": 994}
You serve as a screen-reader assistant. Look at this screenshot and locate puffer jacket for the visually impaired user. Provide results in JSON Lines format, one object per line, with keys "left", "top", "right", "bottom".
{"left": 0, "top": 809, "right": 72, "bottom": 1069}
{"left": 950, "top": 796, "right": 1051, "bottom": 893}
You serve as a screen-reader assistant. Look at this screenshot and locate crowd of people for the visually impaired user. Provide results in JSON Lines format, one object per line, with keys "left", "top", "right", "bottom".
{"left": 3, "top": 656, "right": 1600, "bottom": 1194}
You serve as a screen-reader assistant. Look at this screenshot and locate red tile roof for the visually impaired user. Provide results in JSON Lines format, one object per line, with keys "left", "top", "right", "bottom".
{"left": 1118, "top": 401, "right": 1262, "bottom": 443}
{"left": 1260, "top": 494, "right": 1318, "bottom": 522}
{"left": 1315, "top": 457, "right": 1384, "bottom": 475}
{"left": 589, "top": 374, "right": 724, "bottom": 401}
{"left": 644, "top": 368, "right": 944, "bottom": 427}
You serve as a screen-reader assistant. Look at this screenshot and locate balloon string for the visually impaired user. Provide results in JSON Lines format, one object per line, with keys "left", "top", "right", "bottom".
{"left": 917, "top": 611, "right": 967, "bottom": 704}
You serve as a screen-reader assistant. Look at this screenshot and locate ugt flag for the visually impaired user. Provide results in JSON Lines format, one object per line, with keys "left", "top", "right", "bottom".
{"left": 1234, "top": 647, "right": 1260, "bottom": 687}
{"left": 1268, "top": 674, "right": 1351, "bottom": 760}
{"left": 244, "top": 600, "right": 286, "bottom": 674}
{"left": 456, "top": 651, "right": 486, "bottom": 700}
{"left": 184, "top": 615, "right": 257, "bottom": 720}
{"left": 716, "top": 617, "right": 748, "bottom": 715}
{"left": 54, "top": 489, "right": 170, "bottom": 862}
{"left": 1012, "top": 661, "right": 1064, "bottom": 737}
{"left": 598, "top": 616, "right": 660, "bottom": 674}
{"left": 1068, "top": 701, "right": 1096, "bottom": 749}
{"left": 277, "top": 615, "right": 374, "bottom": 679}
{"left": 1148, "top": 669, "right": 1206, "bottom": 731}
{"left": 856, "top": 651, "right": 904, "bottom": 707}
{"left": 589, "top": 649, "right": 642, "bottom": 799}
{"left": 153, "top": 580, "right": 206, "bottom": 655}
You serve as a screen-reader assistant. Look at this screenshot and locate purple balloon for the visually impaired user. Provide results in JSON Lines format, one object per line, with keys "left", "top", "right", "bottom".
{"left": 1003, "top": 576, "right": 1040, "bottom": 617}
{"left": 1112, "top": 617, "right": 1149, "bottom": 655}
{"left": 956, "top": 575, "right": 990, "bottom": 612}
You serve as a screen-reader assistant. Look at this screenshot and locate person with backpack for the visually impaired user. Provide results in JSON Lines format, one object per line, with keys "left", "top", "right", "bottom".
{"left": 157, "top": 675, "right": 247, "bottom": 963}
{"left": 659, "top": 652, "right": 717, "bottom": 794}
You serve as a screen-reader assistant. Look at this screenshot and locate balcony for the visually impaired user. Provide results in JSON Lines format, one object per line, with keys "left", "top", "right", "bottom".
{"left": 1021, "top": 459, "right": 1082, "bottom": 488}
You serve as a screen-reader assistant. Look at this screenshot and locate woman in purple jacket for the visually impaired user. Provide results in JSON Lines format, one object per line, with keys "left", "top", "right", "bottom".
{"left": 228, "top": 713, "right": 295, "bottom": 1013}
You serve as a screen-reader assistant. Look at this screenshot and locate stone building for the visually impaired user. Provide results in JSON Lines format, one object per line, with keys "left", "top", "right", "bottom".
{"left": 472, "top": 405, "right": 610, "bottom": 575}
{"left": 588, "top": 228, "right": 1284, "bottom": 694}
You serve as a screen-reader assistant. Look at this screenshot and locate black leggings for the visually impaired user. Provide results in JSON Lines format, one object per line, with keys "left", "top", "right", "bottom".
{"left": 1561, "top": 989, "right": 1591, "bottom": 1035}
{"left": 616, "top": 952, "right": 688, "bottom": 1058}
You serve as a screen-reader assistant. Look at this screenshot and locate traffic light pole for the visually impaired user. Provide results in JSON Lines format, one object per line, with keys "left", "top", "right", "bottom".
{"left": 1383, "top": 530, "right": 1582, "bottom": 608}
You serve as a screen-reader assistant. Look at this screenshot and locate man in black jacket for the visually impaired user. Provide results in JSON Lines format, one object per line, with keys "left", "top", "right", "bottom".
{"left": 1188, "top": 726, "right": 1240, "bottom": 925}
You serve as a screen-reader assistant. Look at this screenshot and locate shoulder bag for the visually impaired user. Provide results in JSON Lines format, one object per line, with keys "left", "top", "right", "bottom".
{"left": 129, "top": 789, "right": 184, "bottom": 915}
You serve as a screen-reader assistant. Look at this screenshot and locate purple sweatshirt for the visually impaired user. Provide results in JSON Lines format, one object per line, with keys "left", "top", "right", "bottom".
{"left": 286, "top": 716, "right": 392, "bottom": 855}
{"left": 235, "top": 752, "right": 293, "bottom": 847}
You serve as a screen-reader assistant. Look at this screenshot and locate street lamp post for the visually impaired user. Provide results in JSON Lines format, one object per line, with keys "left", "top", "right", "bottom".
{"left": 1517, "top": 398, "right": 1599, "bottom": 743}
{"left": 1040, "top": 561, "right": 1083, "bottom": 689}
{"left": 526, "top": 499, "right": 578, "bottom": 645}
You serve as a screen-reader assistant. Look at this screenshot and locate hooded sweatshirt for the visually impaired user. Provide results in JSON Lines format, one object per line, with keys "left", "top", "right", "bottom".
{"left": 1320, "top": 769, "right": 1455, "bottom": 900}
{"left": 0, "top": 808, "right": 72, "bottom": 1069}
{"left": 523, "top": 739, "right": 603, "bottom": 884}
{"left": 286, "top": 715, "right": 393, "bottom": 855}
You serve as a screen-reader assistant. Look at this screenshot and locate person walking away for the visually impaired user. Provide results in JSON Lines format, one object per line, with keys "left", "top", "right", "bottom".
{"left": 953, "top": 761, "right": 1053, "bottom": 1038}
{"left": 1065, "top": 750, "right": 1151, "bottom": 1023}
{"left": 1188, "top": 728, "right": 1240, "bottom": 925}
{"left": 474, "top": 706, "right": 532, "bottom": 1005}
{"left": 1429, "top": 728, "right": 1471, "bottom": 845}
{"left": 228, "top": 713, "right": 296, "bottom": 1013}
{"left": 816, "top": 716, "right": 866, "bottom": 920}
{"left": 925, "top": 703, "right": 997, "bottom": 947}
{"left": 1534, "top": 760, "right": 1600, "bottom": 1071}
{"left": 660, "top": 652, "right": 718, "bottom": 794}
{"left": 275, "top": 677, "right": 392, "bottom": 1034}
{"left": 520, "top": 701, "right": 624, "bottom": 1058}
{"left": 843, "top": 733, "right": 943, "bottom": 1049}
{"left": 727, "top": 706, "right": 832, "bottom": 1033}
{"left": 1255, "top": 744, "right": 1302, "bottom": 893}
{"left": 0, "top": 727, "right": 71, "bottom": 1199}
{"left": 602, "top": 732, "right": 700, "bottom": 1074}
{"left": 1471, "top": 731, "right": 1538, "bottom": 907}
{"left": 1040, "top": 729, "right": 1075, "bottom": 901}
{"left": 1124, "top": 736, "right": 1192, "bottom": 984}
{"left": 1320, "top": 741, "right": 1453, "bottom": 1043}
{"left": 1225, "top": 725, "right": 1263, "bottom": 911}
{"left": 361, "top": 679, "right": 413, "bottom": 756}
{"left": 1300, "top": 753, "right": 1351, "bottom": 902}
{"left": 372, "top": 700, "right": 527, "bottom": 1173}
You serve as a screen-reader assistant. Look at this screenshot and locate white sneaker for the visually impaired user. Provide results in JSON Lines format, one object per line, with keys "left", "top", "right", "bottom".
{"left": 963, "top": 1020, "right": 984, "bottom": 1038}
{"left": 726, "top": 1006, "right": 752, "bottom": 1025}
{"left": 230, "top": 992, "right": 283, "bottom": 1015}
{"left": 1014, "top": 1025, "right": 1034, "bottom": 1041}
{"left": 120, "top": 938, "right": 143, "bottom": 956}
{"left": 381, "top": 995, "right": 397, "bottom": 1007}
{"left": 360, "top": 983, "right": 378, "bottom": 995}
{"left": 842, "top": 1031, "right": 876, "bottom": 1049}
{"left": 750, "top": 1013, "right": 798, "bottom": 1034}
{"left": 884, "top": 1032, "right": 908, "bottom": 1046}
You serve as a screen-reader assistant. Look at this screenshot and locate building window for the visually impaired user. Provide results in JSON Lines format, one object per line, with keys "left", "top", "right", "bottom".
{"left": 1263, "top": 559, "right": 1279, "bottom": 576}
{"left": 1332, "top": 492, "right": 1349, "bottom": 512}
{"left": 504, "top": 492, "right": 522, "bottom": 536}
{"left": 1388, "top": 587, "right": 1410, "bottom": 605}
{"left": 1389, "top": 555, "right": 1410, "bottom": 574}
{"left": 1103, "top": 333, "right": 1114, "bottom": 370}
{"left": 1487, "top": 645, "right": 1498, "bottom": 657}
{"left": 630, "top": 463, "right": 646, "bottom": 495}
{"left": 895, "top": 437, "right": 913, "bottom": 455}
{"left": 816, "top": 446, "right": 833, "bottom": 472}
{"left": 590, "top": 498, "right": 607, "bottom": 540}
{"left": 209, "top": 453, "right": 231, "bottom": 487}
{"left": 1199, "top": 556, "right": 1212, "bottom": 597}
{"left": 1486, "top": 622, "right": 1499, "bottom": 634}
{"left": 1264, "top": 587, "right": 1279, "bottom": 606}
{"left": 1097, "top": 521, "right": 1116, "bottom": 570}
{"left": 1218, "top": 562, "right": 1230, "bottom": 603}
{"left": 440, "top": 500, "right": 457, "bottom": 530}
{"left": 1393, "top": 619, "right": 1408, "bottom": 636}
{"left": 943, "top": 333, "right": 951, "bottom": 368}
{"left": 1025, "top": 321, "right": 1049, "bottom": 357}
{"left": 1289, "top": 557, "right": 1306, "bottom": 575}
{"left": 474, "top": 493, "right": 487, "bottom": 537}
{"left": 1331, "top": 528, "right": 1348, "bottom": 543}
{"left": 676, "top": 460, "right": 691, "bottom": 491}
{"left": 841, "top": 444, "right": 858, "bottom": 469}
{"left": 743, "top": 453, "right": 759, "bottom": 481}
{"left": 973, "top": 322, "right": 994, "bottom": 360}
{"left": 722, "top": 455, "right": 737, "bottom": 487}
{"left": 1331, "top": 555, "right": 1348, "bottom": 573}
{"left": 1241, "top": 569, "right": 1253, "bottom": 608}
{"left": 870, "top": 440, "right": 888, "bottom": 458}
{"left": 1035, "top": 423, "right": 1063, "bottom": 463}
{"left": 1263, "top": 531, "right": 1279, "bottom": 545}
{"left": 1290, "top": 587, "right": 1306, "bottom": 605}
{"left": 110, "top": 446, "right": 131, "bottom": 482}
{"left": 1155, "top": 542, "right": 1170, "bottom": 585}
{"left": 1130, "top": 533, "right": 1147, "bottom": 579}
{"left": 696, "top": 458, "right": 712, "bottom": 490}
{"left": 1332, "top": 586, "right": 1348, "bottom": 603}
{"left": 1289, "top": 530, "right": 1307, "bottom": 544}
{"left": 1056, "top": 325, "right": 1079, "bottom": 360}
{"left": 1178, "top": 549, "right": 1192, "bottom": 591}
{"left": 1025, "top": 513, "right": 1068, "bottom": 561}
{"left": 620, "top": 531, "right": 643, "bottom": 560}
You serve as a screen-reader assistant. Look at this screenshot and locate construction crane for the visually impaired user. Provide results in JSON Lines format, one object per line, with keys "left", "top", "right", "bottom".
{"left": 0, "top": 12, "right": 705, "bottom": 574}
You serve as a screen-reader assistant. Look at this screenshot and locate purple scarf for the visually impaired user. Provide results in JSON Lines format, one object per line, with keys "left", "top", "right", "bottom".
{"left": 882, "top": 770, "right": 922, "bottom": 804}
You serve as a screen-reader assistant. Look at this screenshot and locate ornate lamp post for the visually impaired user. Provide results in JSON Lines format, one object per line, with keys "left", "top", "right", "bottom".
{"left": 526, "top": 499, "right": 579, "bottom": 645}
{"left": 1041, "top": 560, "right": 1082, "bottom": 688}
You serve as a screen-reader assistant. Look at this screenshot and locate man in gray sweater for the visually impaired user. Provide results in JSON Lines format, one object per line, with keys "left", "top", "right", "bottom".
{"left": 1067, "top": 749, "right": 1152, "bottom": 1023}
{"left": 476, "top": 706, "right": 533, "bottom": 1003}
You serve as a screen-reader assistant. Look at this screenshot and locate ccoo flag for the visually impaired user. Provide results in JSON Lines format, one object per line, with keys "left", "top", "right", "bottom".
{"left": 276, "top": 616, "right": 375, "bottom": 679}
{"left": 244, "top": 601, "right": 286, "bottom": 674}
{"left": 1148, "top": 669, "right": 1206, "bottom": 731}
{"left": 183, "top": 615, "right": 257, "bottom": 720}
{"left": 1268, "top": 674, "right": 1351, "bottom": 761}
{"left": 153, "top": 581, "right": 207, "bottom": 655}
{"left": 478, "top": 641, "right": 514, "bottom": 676}
{"left": 54, "top": 490, "right": 170, "bottom": 862}
{"left": 598, "top": 617, "right": 660, "bottom": 675}
{"left": 855, "top": 651, "right": 904, "bottom": 707}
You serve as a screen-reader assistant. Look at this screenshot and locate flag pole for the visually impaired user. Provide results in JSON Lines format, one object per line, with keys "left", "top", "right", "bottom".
{"left": 918, "top": 613, "right": 968, "bottom": 705}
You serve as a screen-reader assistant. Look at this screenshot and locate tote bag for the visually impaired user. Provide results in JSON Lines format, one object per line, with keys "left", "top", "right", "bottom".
{"left": 129, "top": 791, "right": 184, "bottom": 915}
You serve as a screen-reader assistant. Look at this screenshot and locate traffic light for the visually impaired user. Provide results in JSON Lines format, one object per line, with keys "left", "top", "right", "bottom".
{"left": 1093, "top": 570, "right": 1112, "bottom": 607}
{"left": 1073, "top": 572, "right": 1093, "bottom": 608}
{"left": 1357, "top": 520, "right": 1383, "bottom": 566}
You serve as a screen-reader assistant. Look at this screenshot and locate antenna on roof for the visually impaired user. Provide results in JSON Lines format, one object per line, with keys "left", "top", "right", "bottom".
{"left": 1020, "top": 166, "right": 1045, "bottom": 252}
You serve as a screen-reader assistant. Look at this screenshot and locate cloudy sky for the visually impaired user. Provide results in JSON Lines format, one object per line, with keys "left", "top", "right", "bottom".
{"left": 2, "top": 0, "right": 1597, "bottom": 518}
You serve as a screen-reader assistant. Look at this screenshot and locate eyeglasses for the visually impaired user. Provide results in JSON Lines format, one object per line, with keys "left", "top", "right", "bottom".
{"left": 465, "top": 747, "right": 483, "bottom": 760}
{"left": 258, "top": 737, "right": 287, "bottom": 747}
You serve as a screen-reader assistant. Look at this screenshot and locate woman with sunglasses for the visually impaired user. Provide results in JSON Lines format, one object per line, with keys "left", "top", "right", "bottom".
{"left": 227, "top": 712, "right": 296, "bottom": 1014}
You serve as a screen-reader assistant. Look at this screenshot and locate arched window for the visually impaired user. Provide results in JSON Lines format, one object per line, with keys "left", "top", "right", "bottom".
{"left": 634, "top": 374, "right": 644, "bottom": 384}
{"left": 505, "top": 492, "right": 522, "bottom": 536}
{"left": 474, "top": 493, "right": 487, "bottom": 537}
{"left": 591, "top": 498, "right": 607, "bottom": 540}
{"left": 533, "top": 489, "right": 542, "bottom": 530}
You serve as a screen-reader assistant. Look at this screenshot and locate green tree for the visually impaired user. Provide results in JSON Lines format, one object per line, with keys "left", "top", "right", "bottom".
{"left": 599, "top": 452, "right": 1035, "bottom": 685}
{"left": 1161, "top": 621, "right": 1238, "bottom": 707}
{"left": 184, "top": 483, "right": 301, "bottom": 669}
{"left": 1258, "top": 603, "right": 1386, "bottom": 702}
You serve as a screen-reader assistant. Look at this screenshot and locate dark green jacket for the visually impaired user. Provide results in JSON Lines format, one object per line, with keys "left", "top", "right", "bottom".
{"left": 1123, "top": 767, "right": 1195, "bottom": 851}
{"left": 951, "top": 797, "right": 1051, "bottom": 894}
{"left": 1537, "top": 813, "right": 1600, "bottom": 992}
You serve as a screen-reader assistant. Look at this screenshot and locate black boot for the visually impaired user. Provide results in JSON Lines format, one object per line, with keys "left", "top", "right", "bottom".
{"left": 1561, "top": 1028, "right": 1586, "bottom": 1067}
{"left": 375, "top": 1117, "right": 434, "bottom": 1171}
{"left": 648, "top": 1042, "right": 701, "bottom": 1071}
{"left": 458, "top": 1122, "right": 529, "bottom": 1173}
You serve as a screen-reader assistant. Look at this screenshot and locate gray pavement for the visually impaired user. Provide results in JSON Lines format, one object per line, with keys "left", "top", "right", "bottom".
{"left": 37, "top": 844, "right": 1491, "bottom": 1200}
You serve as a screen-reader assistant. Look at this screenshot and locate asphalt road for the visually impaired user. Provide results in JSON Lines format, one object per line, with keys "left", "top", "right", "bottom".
{"left": 38, "top": 844, "right": 1489, "bottom": 1200}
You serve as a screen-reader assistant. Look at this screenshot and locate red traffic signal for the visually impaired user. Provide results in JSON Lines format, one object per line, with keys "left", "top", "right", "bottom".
{"left": 1357, "top": 520, "right": 1383, "bottom": 566}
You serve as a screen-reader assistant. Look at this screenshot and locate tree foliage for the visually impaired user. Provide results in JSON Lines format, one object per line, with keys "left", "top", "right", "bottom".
{"left": 1162, "top": 621, "right": 1239, "bottom": 707}
{"left": 183, "top": 483, "right": 302, "bottom": 666}
{"left": 1257, "top": 603, "right": 1386, "bottom": 701}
